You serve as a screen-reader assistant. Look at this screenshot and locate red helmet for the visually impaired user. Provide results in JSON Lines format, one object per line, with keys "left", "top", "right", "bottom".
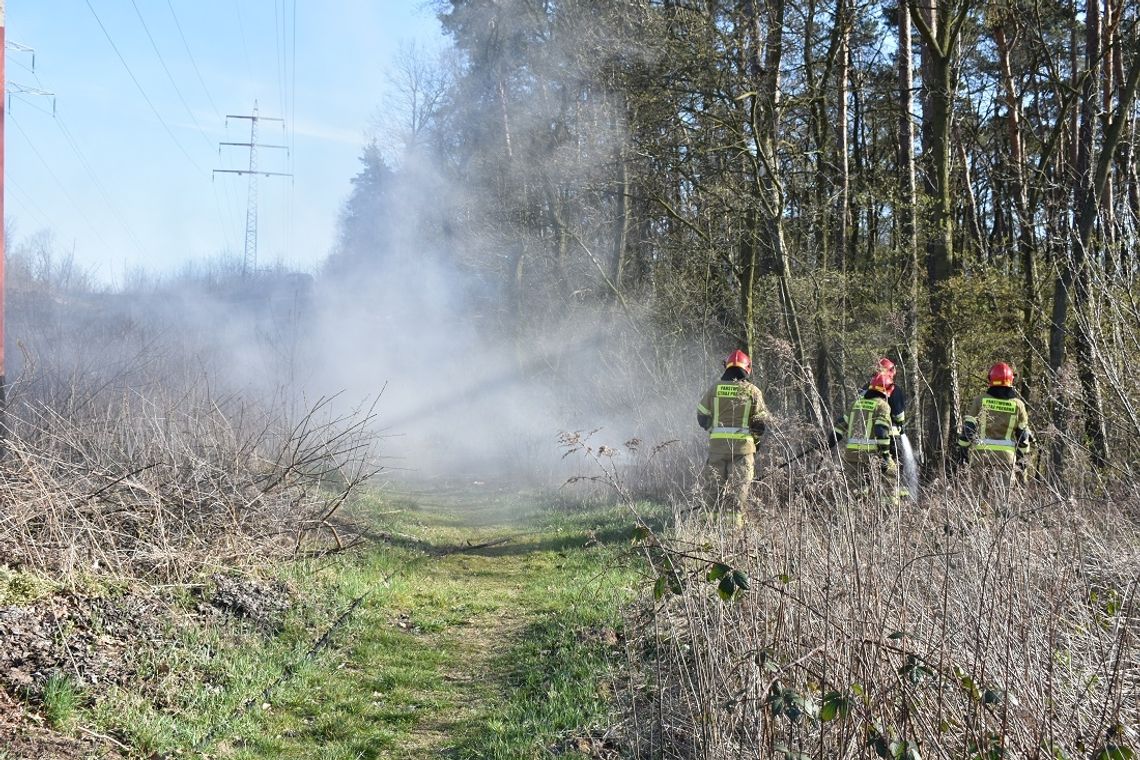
{"left": 878, "top": 357, "right": 896, "bottom": 378}
{"left": 724, "top": 350, "right": 752, "bottom": 374}
{"left": 988, "top": 362, "right": 1015, "bottom": 386}
{"left": 868, "top": 372, "right": 892, "bottom": 394}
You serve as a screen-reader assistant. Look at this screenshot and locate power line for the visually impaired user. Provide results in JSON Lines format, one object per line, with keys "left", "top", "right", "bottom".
{"left": 164, "top": 0, "right": 223, "bottom": 122}
{"left": 272, "top": 0, "right": 288, "bottom": 268}
{"left": 7, "top": 93, "right": 55, "bottom": 118}
{"left": 6, "top": 176, "right": 54, "bottom": 230}
{"left": 274, "top": 0, "right": 286, "bottom": 130}
{"left": 272, "top": 0, "right": 297, "bottom": 266}
{"left": 9, "top": 112, "right": 116, "bottom": 254}
{"left": 6, "top": 57, "right": 37, "bottom": 77}
{"left": 226, "top": 0, "right": 259, "bottom": 241}
{"left": 86, "top": 0, "right": 243, "bottom": 262}
{"left": 163, "top": 0, "right": 245, "bottom": 252}
{"left": 128, "top": 0, "right": 212, "bottom": 150}
{"left": 53, "top": 114, "right": 150, "bottom": 260}
{"left": 128, "top": 0, "right": 242, "bottom": 257}
{"left": 290, "top": 0, "right": 297, "bottom": 154}
{"left": 288, "top": 0, "right": 298, "bottom": 265}
{"left": 233, "top": 0, "right": 253, "bottom": 81}
{"left": 84, "top": 0, "right": 205, "bottom": 175}
{"left": 6, "top": 40, "right": 150, "bottom": 262}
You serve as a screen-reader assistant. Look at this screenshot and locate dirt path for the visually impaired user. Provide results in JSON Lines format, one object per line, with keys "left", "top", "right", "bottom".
{"left": 379, "top": 526, "right": 533, "bottom": 758}
{"left": 226, "top": 483, "right": 639, "bottom": 759}
{"left": 394, "top": 590, "right": 528, "bottom": 756}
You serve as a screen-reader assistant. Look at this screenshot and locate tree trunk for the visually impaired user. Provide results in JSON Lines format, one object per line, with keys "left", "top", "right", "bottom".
{"left": 955, "top": 132, "right": 985, "bottom": 261}
{"left": 898, "top": 0, "right": 921, "bottom": 459}
{"left": 834, "top": 0, "right": 851, "bottom": 270}
{"left": 910, "top": 0, "right": 967, "bottom": 470}
{"left": 1112, "top": 0, "right": 1140, "bottom": 250}
{"left": 740, "top": 207, "right": 759, "bottom": 357}
{"left": 609, "top": 147, "right": 630, "bottom": 305}
{"left": 750, "top": 0, "right": 822, "bottom": 423}
{"left": 993, "top": 22, "right": 1041, "bottom": 398}
{"left": 1100, "top": 0, "right": 1117, "bottom": 273}
{"left": 803, "top": 0, "right": 831, "bottom": 269}
{"left": 1048, "top": 1, "right": 1140, "bottom": 473}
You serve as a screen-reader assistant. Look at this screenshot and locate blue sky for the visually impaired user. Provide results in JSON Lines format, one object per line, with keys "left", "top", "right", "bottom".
{"left": 5, "top": 1, "right": 445, "bottom": 284}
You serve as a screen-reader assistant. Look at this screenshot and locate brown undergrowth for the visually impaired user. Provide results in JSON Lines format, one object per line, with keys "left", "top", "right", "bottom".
{"left": 0, "top": 385, "right": 377, "bottom": 581}
{"left": 0, "top": 572, "right": 297, "bottom": 757}
{"left": 0, "top": 370, "right": 379, "bottom": 755}
{"left": 621, "top": 469, "right": 1140, "bottom": 759}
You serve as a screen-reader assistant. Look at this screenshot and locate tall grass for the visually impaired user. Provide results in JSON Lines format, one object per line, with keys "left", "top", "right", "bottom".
{"left": 621, "top": 470, "right": 1140, "bottom": 758}
{"left": 41, "top": 672, "right": 81, "bottom": 729}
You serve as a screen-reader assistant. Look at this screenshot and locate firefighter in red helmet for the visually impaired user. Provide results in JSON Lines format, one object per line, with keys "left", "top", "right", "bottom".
{"left": 957, "top": 362, "right": 1032, "bottom": 498}
{"left": 833, "top": 370, "right": 903, "bottom": 503}
{"left": 696, "top": 350, "right": 769, "bottom": 524}
{"left": 875, "top": 357, "right": 907, "bottom": 431}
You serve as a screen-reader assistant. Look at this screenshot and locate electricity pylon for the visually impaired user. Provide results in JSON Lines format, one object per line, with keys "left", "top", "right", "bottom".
{"left": 213, "top": 101, "right": 291, "bottom": 276}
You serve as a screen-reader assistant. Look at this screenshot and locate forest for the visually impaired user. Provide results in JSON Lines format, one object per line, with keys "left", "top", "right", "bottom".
{"left": 328, "top": 0, "right": 1140, "bottom": 480}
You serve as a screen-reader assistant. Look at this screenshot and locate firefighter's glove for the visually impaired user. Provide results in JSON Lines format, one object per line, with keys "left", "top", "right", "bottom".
{"left": 750, "top": 420, "right": 767, "bottom": 438}
{"left": 697, "top": 412, "right": 712, "bottom": 431}
{"left": 953, "top": 440, "right": 971, "bottom": 465}
{"left": 1016, "top": 429, "right": 1033, "bottom": 456}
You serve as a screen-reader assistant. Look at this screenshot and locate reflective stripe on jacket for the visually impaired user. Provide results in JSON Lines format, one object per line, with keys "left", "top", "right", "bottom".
{"left": 698, "top": 380, "right": 768, "bottom": 456}
{"left": 837, "top": 396, "right": 892, "bottom": 456}
{"left": 959, "top": 390, "right": 1031, "bottom": 462}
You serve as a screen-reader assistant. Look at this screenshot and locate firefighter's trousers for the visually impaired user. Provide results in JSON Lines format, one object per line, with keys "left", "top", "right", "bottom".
{"left": 704, "top": 451, "right": 755, "bottom": 517}
{"left": 966, "top": 451, "right": 1019, "bottom": 506}
{"left": 841, "top": 452, "right": 901, "bottom": 506}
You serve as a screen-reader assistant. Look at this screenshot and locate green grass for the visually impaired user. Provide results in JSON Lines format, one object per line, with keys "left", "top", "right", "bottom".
{"left": 41, "top": 672, "right": 81, "bottom": 730}
{"left": 60, "top": 485, "right": 652, "bottom": 758}
{"left": 0, "top": 566, "right": 59, "bottom": 606}
{"left": 452, "top": 603, "right": 629, "bottom": 758}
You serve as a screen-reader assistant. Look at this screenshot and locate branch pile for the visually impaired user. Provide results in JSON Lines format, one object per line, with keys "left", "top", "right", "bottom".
{"left": 0, "top": 390, "right": 378, "bottom": 581}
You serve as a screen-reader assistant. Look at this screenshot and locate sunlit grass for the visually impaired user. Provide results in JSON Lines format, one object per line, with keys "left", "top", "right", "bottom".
{"left": 41, "top": 672, "right": 81, "bottom": 730}
{"left": 63, "top": 486, "right": 652, "bottom": 758}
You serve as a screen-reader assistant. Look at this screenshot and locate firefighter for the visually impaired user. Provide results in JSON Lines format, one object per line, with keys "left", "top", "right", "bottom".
{"left": 833, "top": 371, "right": 902, "bottom": 504}
{"left": 875, "top": 357, "right": 907, "bottom": 432}
{"left": 696, "top": 350, "right": 769, "bottom": 523}
{"left": 956, "top": 362, "right": 1032, "bottom": 500}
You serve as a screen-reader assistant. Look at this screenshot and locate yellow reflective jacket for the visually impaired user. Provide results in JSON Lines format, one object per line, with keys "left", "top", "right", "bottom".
{"left": 697, "top": 379, "right": 769, "bottom": 456}
{"left": 833, "top": 393, "right": 893, "bottom": 462}
{"left": 958, "top": 388, "right": 1031, "bottom": 465}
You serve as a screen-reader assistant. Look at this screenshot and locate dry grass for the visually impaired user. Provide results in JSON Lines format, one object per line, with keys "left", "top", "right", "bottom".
{"left": 0, "top": 381, "right": 378, "bottom": 582}
{"left": 619, "top": 465, "right": 1140, "bottom": 759}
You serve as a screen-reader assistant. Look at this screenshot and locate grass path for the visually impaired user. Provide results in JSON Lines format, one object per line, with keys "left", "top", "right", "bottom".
{"left": 219, "top": 483, "right": 645, "bottom": 759}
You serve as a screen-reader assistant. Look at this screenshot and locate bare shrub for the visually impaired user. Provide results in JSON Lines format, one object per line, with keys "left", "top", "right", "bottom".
{"left": 555, "top": 411, "right": 825, "bottom": 512}
{"left": 621, "top": 473, "right": 1140, "bottom": 758}
{"left": 558, "top": 429, "right": 698, "bottom": 507}
{"left": 0, "top": 381, "right": 378, "bottom": 582}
